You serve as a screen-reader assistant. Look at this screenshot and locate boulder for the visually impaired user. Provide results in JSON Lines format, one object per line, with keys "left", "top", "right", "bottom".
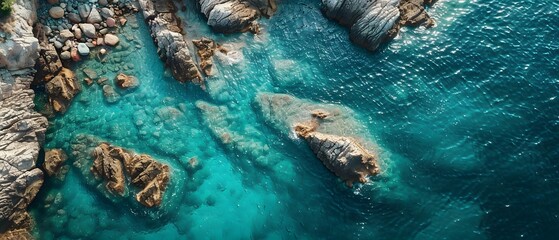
{"left": 104, "top": 34, "right": 119, "bottom": 46}
{"left": 295, "top": 127, "right": 379, "bottom": 187}
{"left": 60, "top": 51, "right": 71, "bottom": 60}
{"left": 59, "top": 29, "right": 74, "bottom": 39}
{"left": 115, "top": 73, "right": 138, "bottom": 89}
{"left": 192, "top": 37, "right": 226, "bottom": 76}
{"left": 197, "top": 0, "right": 277, "bottom": 33}
{"left": 33, "top": 25, "right": 63, "bottom": 83}
{"left": 43, "top": 149, "right": 68, "bottom": 176}
{"left": 45, "top": 68, "right": 81, "bottom": 113}
{"left": 87, "top": 8, "right": 103, "bottom": 23}
{"left": 100, "top": 8, "right": 114, "bottom": 19}
{"left": 91, "top": 143, "right": 127, "bottom": 195}
{"left": 78, "top": 4, "right": 92, "bottom": 19}
{"left": 79, "top": 23, "right": 96, "bottom": 38}
{"left": 49, "top": 7, "right": 65, "bottom": 19}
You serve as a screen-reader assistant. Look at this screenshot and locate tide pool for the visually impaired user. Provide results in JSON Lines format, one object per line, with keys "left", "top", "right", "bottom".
{"left": 30, "top": 0, "right": 559, "bottom": 239}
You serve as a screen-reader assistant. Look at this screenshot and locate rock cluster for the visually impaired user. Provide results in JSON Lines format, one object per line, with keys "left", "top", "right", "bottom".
{"left": 90, "top": 142, "right": 171, "bottom": 207}
{"left": 138, "top": 0, "right": 203, "bottom": 85}
{"left": 294, "top": 113, "right": 380, "bottom": 187}
{"left": 192, "top": 37, "right": 227, "bottom": 76}
{"left": 198, "top": 0, "right": 277, "bottom": 33}
{"left": 322, "top": 0, "right": 437, "bottom": 51}
{"left": 0, "top": 0, "right": 47, "bottom": 233}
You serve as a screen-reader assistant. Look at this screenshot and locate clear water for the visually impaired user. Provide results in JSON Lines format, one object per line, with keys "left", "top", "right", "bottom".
{"left": 30, "top": 0, "right": 559, "bottom": 239}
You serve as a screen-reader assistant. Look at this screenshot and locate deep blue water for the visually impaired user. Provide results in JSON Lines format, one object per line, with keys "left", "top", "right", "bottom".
{"left": 30, "top": 0, "right": 559, "bottom": 239}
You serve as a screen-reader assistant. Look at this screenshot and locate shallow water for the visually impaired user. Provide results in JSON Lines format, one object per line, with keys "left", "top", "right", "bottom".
{"left": 30, "top": 0, "right": 559, "bottom": 239}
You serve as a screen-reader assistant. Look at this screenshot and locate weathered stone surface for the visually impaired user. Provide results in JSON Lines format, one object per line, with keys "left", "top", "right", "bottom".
{"left": 0, "top": 0, "right": 46, "bottom": 232}
{"left": 322, "top": 0, "right": 437, "bottom": 51}
{"left": 78, "top": 4, "right": 92, "bottom": 19}
{"left": 79, "top": 23, "right": 96, "bottom": 38}
{"left": 87, "top": 8, "right": 103, "bottom": 23}
{"left": 45, "top": 68, "right": 81, "bottom": 113}
{"left": 115, "top": 73, "right": 138, "bottom": 89}
{"left": 295, "top": 125, "right": 379, "bottom": 187}
{"left": 68, "top": 13, "right": 82, "bottom": 24}
{"left": 138, "top": 0, "right": 203, "bottom": 85}
{"left": 33, "top": 23, "right": 62, "bottom": 84}
{"left": 87, "top": 140, "right": 170, "bottom": 207}
{"left": 198, "top": 0, "right": 277, "bottom": 33}
{"left": 43, "top": 149, "right": 68, "bottom": 176}
{"left": 192, "top": 37, "right": 227, "bottom": 76}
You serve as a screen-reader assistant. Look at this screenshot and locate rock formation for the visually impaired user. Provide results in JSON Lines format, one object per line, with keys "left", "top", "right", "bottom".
{"left": 295, "top": 116, "right": 380, "bottom": 187}
{"left": 197, "top": 0, "right": 277, "bottom": 33}
{"left": 192, "top": 37, "right": 227, "bottom": 76}
{"left": 322, "top": 0, "right": 436, "bottom": 51}
{"left": 138, "top": 0, "right": 203, "bottom": 85}
{"left": 115, "top": 72, "right": 138, "bottom": 89}
{"left": 89, "top": 141, "right": 171, "bottom": 207}
{"left": 0, "top": 0, "right": 47, "bottom": 232}
{"left": 43, "top": 149, "right": 68, "bottom": 176}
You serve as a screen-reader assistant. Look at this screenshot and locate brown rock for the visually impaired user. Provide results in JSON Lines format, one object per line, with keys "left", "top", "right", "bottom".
{"left": 192, "top": 37, "right": 227, "bottom": 76}
{"left": 115, "top": 73, "right": 138, "bottom": 89}
{"left": 45, "top": 68, "right": 81, "bottom": 113}
{"left": 91, "top": 143, "right": 127, "bottom": 195}
{"left": 43, "top": 149, "right": 67, "bottom": 176}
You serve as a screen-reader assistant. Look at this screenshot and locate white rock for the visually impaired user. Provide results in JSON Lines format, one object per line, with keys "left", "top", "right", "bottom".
{"left": 60, "top": 51, "right": 71, "bottom": 60}
{"left": 104, "top": 34, "right": 119, "bottom": 46}
{"left": 77, "top": 43, "right": 90, "bottom": 55}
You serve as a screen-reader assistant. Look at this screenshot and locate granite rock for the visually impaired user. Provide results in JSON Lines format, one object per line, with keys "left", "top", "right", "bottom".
{"left": 198, "top": 0, "right": 277, "bottom": 33}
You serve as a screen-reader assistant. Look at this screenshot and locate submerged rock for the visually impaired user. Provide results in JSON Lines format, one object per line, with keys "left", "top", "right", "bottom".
{"left": 91, "top": 143, "right": 127, "bottom": 195}
{"left": 198, "top": 0, "right": 277, "bottom": 33}
{"left": 138, "top": 0, "right": 203, "bottom": 85}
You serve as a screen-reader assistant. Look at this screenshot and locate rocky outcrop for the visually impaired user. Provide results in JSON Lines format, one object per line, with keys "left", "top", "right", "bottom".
{"left": 198, "top": 0, "right": 277, "bottom": 33}
{"left": 295, "top": 119, "right": 379, "bottom": 187}
{"left": 0, "top": 0, "right": 47, "bottom": 233}
{"left": 322, "top": 0, "right": 436, "bottom": 51}
{"left": 138, "top": 0, "right": 203, "bottom": 85}
{"left": 89, "top": 141, "right": 171, "bottom": 207}
{"left": 45, "top": 68, "right": 81, "bottom": 113}
{"left": 192, "top": 37, "right": 227, "bottom": 76}
{"left": 42, "top": 149, "right": 67, "bottom": 177}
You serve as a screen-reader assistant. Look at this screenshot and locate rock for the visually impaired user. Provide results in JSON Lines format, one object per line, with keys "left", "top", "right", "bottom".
{"left": 82, "top": 68, "right": 98, "bottom": 79}
{"left": 87, "top": 8, "right": 103, "bottom": 23}
{"left": 193, "top": 37, "right": 226, "bottom": 76}
{"left": 104, "top": 34, "right": 119, "bottom": 46}
{"left": 77, "top": 43, "right": 90, "bottom": 55}
{"left": 85, "top": 140, "right": 170, "bottom": 207}
{"left": 59, "top": 29, "right": 74, "bottom": 39}
{"left": 47, "top": 0, "right": 59, "bottom": 4}
{"left": 119, "top": 17, "right": 127, "bottom": 26}
{"left": 398, "top": 0, "right": 436, "bottom": 27}
{"left": 49, "top": 7, "right": 65, "bottom": 19}
{"left": 99, "top": 0, "right": 108, "bottom": 6}
{"left": 102, "top": 85, "right": 120, "bottom": 103}
{"left": 295, "top": 128, "right": 379, "bottom": 187}
{"left": 67, "top": 13, "right": 82, "bottom": 24}
{"left": 79, "top": 23, "right": 96, "bottom": 38}
{"left": 54, "top": 40, "right": 63, "bottom": 49}
{"left": 321, "top": 0, "right": 400, "bottom": 51}
{"left": 45, "top": 68, "right": 81, "bottom": 113}
{"left": 33, "top": 24, "right": 63, "bottom": 83}
{"left": 100, "top": 48, "right": 107, "bottom": 55}
{"left": 106, "top": 17, "right": 116, "bottom": 27}
{"left": 60, "top": 51, "right": 71, "bottom": 60}
{"left": 197, "top": 0, "right": 277, "bottom": 33}
{"left": 100, "top": 8, "right": 114, "bottom": 19}
{"left": 43, "top": 149, "right": 68, "bottom": 176}
{"left": 70, "top": 47, "right": 80, "bottom": 61}
{"left": 115, "top": 73, "right": 138, "bottom": 89}
{"left": 0, "top": 229, "right": 33, "bottom": 239}
{"left": 78, "top": 5, "right": 92, "bottom": 19}
{"left": 137, "top": 0, "right": 203, "bottom": 85}
{"left": 74, "top": 28, "right": 82, "bottom": 39}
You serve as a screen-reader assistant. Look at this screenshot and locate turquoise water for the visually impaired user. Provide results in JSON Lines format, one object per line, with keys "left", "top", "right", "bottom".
{"left": 30, "top": 0, "right": 559, "bottom": 239}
